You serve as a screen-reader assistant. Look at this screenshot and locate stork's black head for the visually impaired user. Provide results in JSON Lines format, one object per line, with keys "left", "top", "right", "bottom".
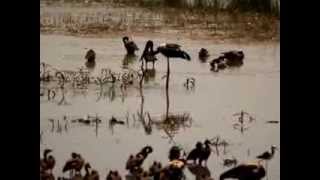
{"left": 71, "top": 152, "right": 78, "bottom": 159}
{"left": 146, "top": 40, "right": 154, "bottom": 49}
{"left": 123, "top": 36, "right": 129, "bottom": 43}
{"left": 196, "top": 142, "right": 203, "bottom": 149}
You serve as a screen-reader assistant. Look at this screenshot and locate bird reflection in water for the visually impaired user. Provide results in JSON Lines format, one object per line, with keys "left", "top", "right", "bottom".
{"left": 187, "top": 164, "right": 213, "bottom": 180}
{"left": 122, "top": 54, "right": 138, "bottom": 69}
{"left": 143, "top": 68, "right": 156, "bottom": 83}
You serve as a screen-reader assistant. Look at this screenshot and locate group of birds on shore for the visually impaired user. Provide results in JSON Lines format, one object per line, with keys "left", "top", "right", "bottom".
{"left": 40, "top": 141, "right": 277, "bottom": 180}
{"left": 84, "top": 36, "right": 244, "bottom": 73}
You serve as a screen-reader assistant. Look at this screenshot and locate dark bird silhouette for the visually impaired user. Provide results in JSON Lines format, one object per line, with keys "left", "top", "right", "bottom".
{"left": 106, "top": 170, "right": 122, "bottom": 180}
{"left": 40, "top": 149, "right": 56, "bottom": 173}
{"left": 199, "top": 140, "right": 212, "bottom": 166}
{"left": 149, "top": 161, "right": 162, "bottom": 180}
{"left": 210, "top": 56, "right": 226, "bottom": 72}
{"left": 169, "top": 146, "right": 182, "bottom": 161}
{"left": 198, "top": 48, "right": 210, "bottom": 62}
{"left": 85, "top": 49, "right": 96, "bottom": 63}
{"left": 109, "top": 116, "right": 125, "bottom": 126}
{"left": 83, "top": 163, "right": 99, "bottom": 180}
{"left": 223, "top": 157, "right": 238, "bottom": 167}
{"left": 221, "top": 50, "right": 244, "bottom": 67}
{"left": 85, "top": 49, "right": 96, "bottom": 69}
{"left": 219, "top": 162, "right": 266, "bottom": 180}
{"left": 187, "top": 142, "right": 203, "bottom": 164}
{"left": 155, "top": 43, "right": 191, "bottom": 60}
{"left": 63, "top": 153, "right": 85, "bottom": 176}
{"left": 123, "top": 36, "right": 139, "bottom": 55}
{"left": 256, "top": 146, "right": 277, "bottom": 161}
{"left": 266, "top": 120, "right": 279, "bottom": 124}
{"left": 140, "top": 40, "right": 158, "bottom": 69}
{"left": 125, "top": 146, "right": 153, "bottom": 173}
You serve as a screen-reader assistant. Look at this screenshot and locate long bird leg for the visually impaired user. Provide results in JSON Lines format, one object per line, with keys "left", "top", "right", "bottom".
{"left": 166, "top": 57, "right": 170, "bottom": 120}
{"left": 153, "top": 60, "right": 155, "bottom": 69}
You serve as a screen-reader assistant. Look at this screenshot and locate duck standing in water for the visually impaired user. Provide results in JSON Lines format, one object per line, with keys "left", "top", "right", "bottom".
{"left": 140, "top": 40, "right": 158, "bottom": 69}
{"left": 122, "top": 36, "right": 139, "bottom": 55}
{"left": 85, "top": 49, "right": 96, "bottom": 69}
{"left": 198, "top": 48, "right": 210, "bottom": 62}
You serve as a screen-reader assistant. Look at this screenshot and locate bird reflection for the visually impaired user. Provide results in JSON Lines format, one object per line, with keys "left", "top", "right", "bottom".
{"left": 143, "top": 68, "right": 156, "bottom": 83}
{"left": 122, "top": 54, "right": 138, "bottom": 69}
{"left": 187, "top": 164, "right": 213, "bottom": 180}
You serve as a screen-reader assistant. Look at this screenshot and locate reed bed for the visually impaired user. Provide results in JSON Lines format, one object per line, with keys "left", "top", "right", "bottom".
{"left": 40, "top": 1, "right": 279, "bottom": 41}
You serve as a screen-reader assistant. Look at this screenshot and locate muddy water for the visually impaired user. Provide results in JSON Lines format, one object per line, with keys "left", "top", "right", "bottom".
{"left": 40, "top": 34, "right": 280, "bottom": 179}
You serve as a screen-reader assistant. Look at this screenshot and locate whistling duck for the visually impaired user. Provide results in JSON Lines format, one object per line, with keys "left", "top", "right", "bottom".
{"left": 106, "top": 170, "right": 122, "bottom": 180}
{"left": 125, "top": 146, "right": 153, "bottom": 173}
{"left": 63, "top": 153, "right": 85, "bottom": 176}
{"left": 123, "top": 36, "right": 139, "bottom": 55}
{"left": 40, "top": 149, "right": 55, "bottom": 173}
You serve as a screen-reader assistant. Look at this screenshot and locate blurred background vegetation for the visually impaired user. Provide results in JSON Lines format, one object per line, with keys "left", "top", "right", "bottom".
{"left": 41, "top": 0, "right": 280, "bottom": 17}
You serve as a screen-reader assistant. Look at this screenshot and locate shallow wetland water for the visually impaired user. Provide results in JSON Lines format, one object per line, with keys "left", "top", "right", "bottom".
{"left": 40, "top": 34, "right": 279, "bottom": 179}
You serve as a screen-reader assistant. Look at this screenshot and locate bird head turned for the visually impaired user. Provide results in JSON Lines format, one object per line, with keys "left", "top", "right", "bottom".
{"left": 85, "top": 163, "right": 91, "bottom": 169}
{"left": 44, "top": 149, "right": 53, "bottom": 154}
{"left": 204, "top": 139, "right": 212, "bottom": 145}
{"left": 123, "top": 36, "right": 129, "bottom": 43}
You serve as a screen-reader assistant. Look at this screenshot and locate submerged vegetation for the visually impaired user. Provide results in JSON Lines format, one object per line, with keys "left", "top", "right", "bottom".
{"left": 40, "top": 0, "right": 279, "bottom": 41}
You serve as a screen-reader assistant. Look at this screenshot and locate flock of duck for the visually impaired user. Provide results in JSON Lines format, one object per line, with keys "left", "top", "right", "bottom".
{"left": 40, "top": 143, "right": 277, "bottom": 180}
{"left": 41, "top": 36, "right": 273, "bottom": 180}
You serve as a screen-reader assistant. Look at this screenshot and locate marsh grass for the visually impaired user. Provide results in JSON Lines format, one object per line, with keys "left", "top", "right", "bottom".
{"left": 40, "top": 1, "right": 279, "bottom": 41}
